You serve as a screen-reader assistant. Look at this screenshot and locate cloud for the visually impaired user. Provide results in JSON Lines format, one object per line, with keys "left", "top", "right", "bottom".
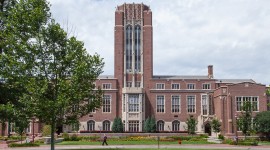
{"left": 48, "top": 0, "right": 270, "bottom": 85}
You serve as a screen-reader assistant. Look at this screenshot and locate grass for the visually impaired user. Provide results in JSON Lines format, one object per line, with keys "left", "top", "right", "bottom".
{"left": 57, "top": 140, "right": 212, "bottom": 145}
{"left": 60, "top": 149, "right": 231, "bottom": 150}
{"left": 259, "top": 141, "right": 270, "bottom": 145}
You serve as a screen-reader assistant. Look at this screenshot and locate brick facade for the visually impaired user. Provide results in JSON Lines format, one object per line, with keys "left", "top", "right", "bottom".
{"left": 1, "top": 3, "right": 268, "bottom": 137}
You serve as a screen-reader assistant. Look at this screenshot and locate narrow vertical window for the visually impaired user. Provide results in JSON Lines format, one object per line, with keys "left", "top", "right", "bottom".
{"left": 171, "top": 95, "right": 180, "bottom": 113}
{"left": 126, "top": 25, "right": 132, "bottom": 71}
{"left": 103, "top": 95, "right": 111, "bottom": 113}
{"left": 202, "top": 95, "right": 208, "bottom": 115}
{"left": 157, "top": 95, "right": 165, "bottom": 112}
{"left": 135, "top": 25, "right": 141, "bottom": 72}
{"left": 172, "top": 120, "right": 180, "bottom": 131}
{"left": 187, "top": 96, "right": 195, "bottom": 113}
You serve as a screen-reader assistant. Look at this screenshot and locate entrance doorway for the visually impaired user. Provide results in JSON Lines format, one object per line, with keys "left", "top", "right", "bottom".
{"left": 204, "top": 123, "right": 211, "bottom": 136}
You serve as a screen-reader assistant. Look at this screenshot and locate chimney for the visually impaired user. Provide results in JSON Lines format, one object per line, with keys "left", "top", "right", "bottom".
{"left": 208, "top": 65, "right": 213, "bottom": 79}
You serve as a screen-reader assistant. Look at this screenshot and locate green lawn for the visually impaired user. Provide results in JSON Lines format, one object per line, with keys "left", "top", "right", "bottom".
{"left": 61, "top": 149, "right": 231, "bottom": 150}
{"left": 57, "top": 140, "right": 212, "bottom": 145}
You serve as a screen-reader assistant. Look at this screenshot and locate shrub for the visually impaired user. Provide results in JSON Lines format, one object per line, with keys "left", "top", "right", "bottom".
{"left": 42, "top": 125, "right": 51, "bottom": 137}
{"left": 112, "top": 117, "right": 124, "bottom": 133}
{"left": 218, "top": 134, "right": 224, "bottom": 140}
{"left": 199, "top": 134, "right": 209, "bottom": 138}
{"left": 8, "top": 143, "right": 39, "bottom": 147}
{"left": 62, "top": 133, "right": 70, "bottom": 141}
{"left": 70, "top": 134, "right": 81, "bottom": 141}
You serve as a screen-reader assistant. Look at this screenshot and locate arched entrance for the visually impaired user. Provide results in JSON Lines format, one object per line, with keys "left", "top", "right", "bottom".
{"left": 204, "top": 123, "right": 211, "bottom": 136}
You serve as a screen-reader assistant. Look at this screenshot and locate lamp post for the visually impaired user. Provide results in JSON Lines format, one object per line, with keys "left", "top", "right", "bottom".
{"left": 32, "top": 117, "right": 35, "bottom": 143}
{"left": 234, "top": 114, "right": 238, "bottom": 144}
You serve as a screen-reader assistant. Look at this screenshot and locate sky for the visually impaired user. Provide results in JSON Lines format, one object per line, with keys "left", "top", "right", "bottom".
{"left": 47, "top": 0, "right": 270, "bottom": 85}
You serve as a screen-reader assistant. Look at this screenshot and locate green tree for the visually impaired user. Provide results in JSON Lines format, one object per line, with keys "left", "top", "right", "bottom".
{"left": 0, "top": 0, "right": 104, "bottom": 149}
{"left": 112, "top": 117, "right": 124, "bottom": 133}
{"left": 211, "top": 118, "right": 221, "bottom": 136}
{"left": 144, "top": 116, "right": 156, "bottom": 133}
{"left": 237, "top": 101, "right": 253, "bottom": 139}
{"left": 186, "top": 116, "right": 197, "bottom": 135}
{"left": 254, "top": 111, "right": 270, "bottom": 140}
{"left": 13, "top": 109, "right": 30, "bottom": 144}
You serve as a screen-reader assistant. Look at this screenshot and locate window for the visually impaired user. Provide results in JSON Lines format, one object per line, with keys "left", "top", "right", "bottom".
{"left": 187, "top": 96, "right": 196, "bottom": 113}
{"left": 102, "top": 83, "right": 111, "bottom": 89}
{"left": 187, "top": 84, "right": 195, "bottom": 89}
{"left": 87, "top": 120, "right": 95, "bottom": 131}
{"left": 102, "top": 95, "right": 111, "bottom": 112}
{"left": 156, "top": 83, "right": 165, "bottom": 89}
{"left": 236, "top": 96, "right": 258, "bottom": 111}
{"left": 128, "top": 94, "right": 139, "bottom": 112}
{"left": 129, "top": 121, "right": 139, "bottom": 132}
{"left": 25, "top": 123, "right": 31, "bottom": 133}
{"left": 126, "top": 25, "right": 132, "bottom": 71}
{"left": 126, "top": 82, "right": 132, "bottom": 87}
{"left": 135, "top": 25, "right": 141, "bottom": 72}
{"left": 202, "top": 83, "right": 210, "bottom": 89}
{"left": 103, "top": 120, "right": 110, "bottom": 131}
{"left": 157, "top": 120, "right": 164, "bottom": 131}
{"left": 171, "top": 95, "right": 180, "bottom": 113}
{"left": 171, "top": 83, "right": 180, "bottom": 89}
{"left": 202, "top": 95, "right": 208, "bottom": 115}
{"left": 88, "top": 99, "right": 96, "bottom": 113}
{"left": 172, "top": 120, "right": 180, "bottom": 131}
{"left": 10, "top": 123, "right": 15, "bottom": 133}
{"left": 135, "top": 81, "right": 141, "bottom": 88}
{"left": 157, "top": 95, "right": 165, "bottom": 112}
{"left": 123, "top": 95, "right": 126, "bottom": 112}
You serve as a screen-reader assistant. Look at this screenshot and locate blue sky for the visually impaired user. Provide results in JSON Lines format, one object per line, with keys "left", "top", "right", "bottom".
{"left": 48, "top": 0, "right": 270, "bottom": 85}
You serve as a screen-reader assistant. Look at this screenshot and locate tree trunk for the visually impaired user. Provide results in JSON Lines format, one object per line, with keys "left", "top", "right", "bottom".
{"left": 50, "top": 119, "right": 55, "bottom": 150}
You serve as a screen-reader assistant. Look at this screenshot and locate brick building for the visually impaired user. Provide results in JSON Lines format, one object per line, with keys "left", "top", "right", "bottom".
{"left": 75, "top": 3, "right": 268, "bottom": 137}
{"left": 1, "top": 3, "right": 268, "bottom": 137}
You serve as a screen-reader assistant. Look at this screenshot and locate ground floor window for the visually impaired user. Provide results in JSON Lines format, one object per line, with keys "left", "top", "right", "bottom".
{"left": 157, "top": 120, "right": 164, "bottom": 131}
{"left": 103, "top": 120, "right": 110, "bottom": 131}
{"left": 87, "top": 120, "right": 95, "bottom": 131}
{"left": 172, "top": 120, "right": 180, "bottom": 131}
{"left": 128, "top": 121, "right": 139, "bottom": 132}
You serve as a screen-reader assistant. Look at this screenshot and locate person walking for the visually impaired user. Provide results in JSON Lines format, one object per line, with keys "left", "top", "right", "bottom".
{"left": 102, "top": 134, "right": 108, "bottom": 146}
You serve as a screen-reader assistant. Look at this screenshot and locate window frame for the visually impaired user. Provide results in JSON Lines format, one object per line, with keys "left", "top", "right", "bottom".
{"left": 187, "top": 83, "right": 195, "bottom": 89}
{"left": 102, "top": 94, "right": 111, "bottom": 113}
{"left": 156, "top": 83, "right": 165, "bottom": 89}
{"left": 102, "top": 83, "right": 112, "bottom": 89}
{"left": 156, "top": 95, "right": 165, "bottom": 113}
{"left": 171, "top": 83, "right": 180, "bottom": 90}
{"left": 187, "top": 95, "right": 196, "bottom": 113}
{"left": 171, "top": 95, "right": 180, "bottom": 113}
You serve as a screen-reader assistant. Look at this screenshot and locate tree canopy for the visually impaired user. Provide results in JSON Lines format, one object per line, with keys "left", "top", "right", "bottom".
{"left": 0, "top": 0, "right": 104, "bottom": 149}
{"left": 112, "top": 117, "right": 124, "bottom": 133}
{"left": 186, "top": 116, "right": 197, "bottom": 135}
{"left": 254, "top": 111, "right": 270, "bottom": 140}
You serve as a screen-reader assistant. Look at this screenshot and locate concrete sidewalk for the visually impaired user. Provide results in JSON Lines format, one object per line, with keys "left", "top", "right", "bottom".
{"left": 1, "top": 144, "right": 270, "bottom": 150}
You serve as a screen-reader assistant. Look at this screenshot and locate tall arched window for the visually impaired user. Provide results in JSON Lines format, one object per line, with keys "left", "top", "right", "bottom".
{"left": 134, "top": 25, "right": 141, "bottom": 72}
{"left": 126, "top": 25, "right": 132, "bottom": 71}
{"left": 172, "top": 120, "right": 180, "bottom": 131}
{"left": 87, "top": 120, "right": 95, "bottom": 131}
{"left": 157, "top": 120, "right": 164, "bottom": 131}
{"left": 103, "top": 120, "right": 110, "bottom": 131}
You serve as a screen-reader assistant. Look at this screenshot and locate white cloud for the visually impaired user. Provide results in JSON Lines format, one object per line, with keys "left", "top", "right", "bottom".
{"left": 48, "top": 0, "right": 270, "bottom": 85}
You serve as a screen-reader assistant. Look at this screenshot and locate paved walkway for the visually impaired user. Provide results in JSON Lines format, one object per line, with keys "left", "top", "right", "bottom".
{"left": 1, "top": 144, "right": 270, "bottom": 150}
